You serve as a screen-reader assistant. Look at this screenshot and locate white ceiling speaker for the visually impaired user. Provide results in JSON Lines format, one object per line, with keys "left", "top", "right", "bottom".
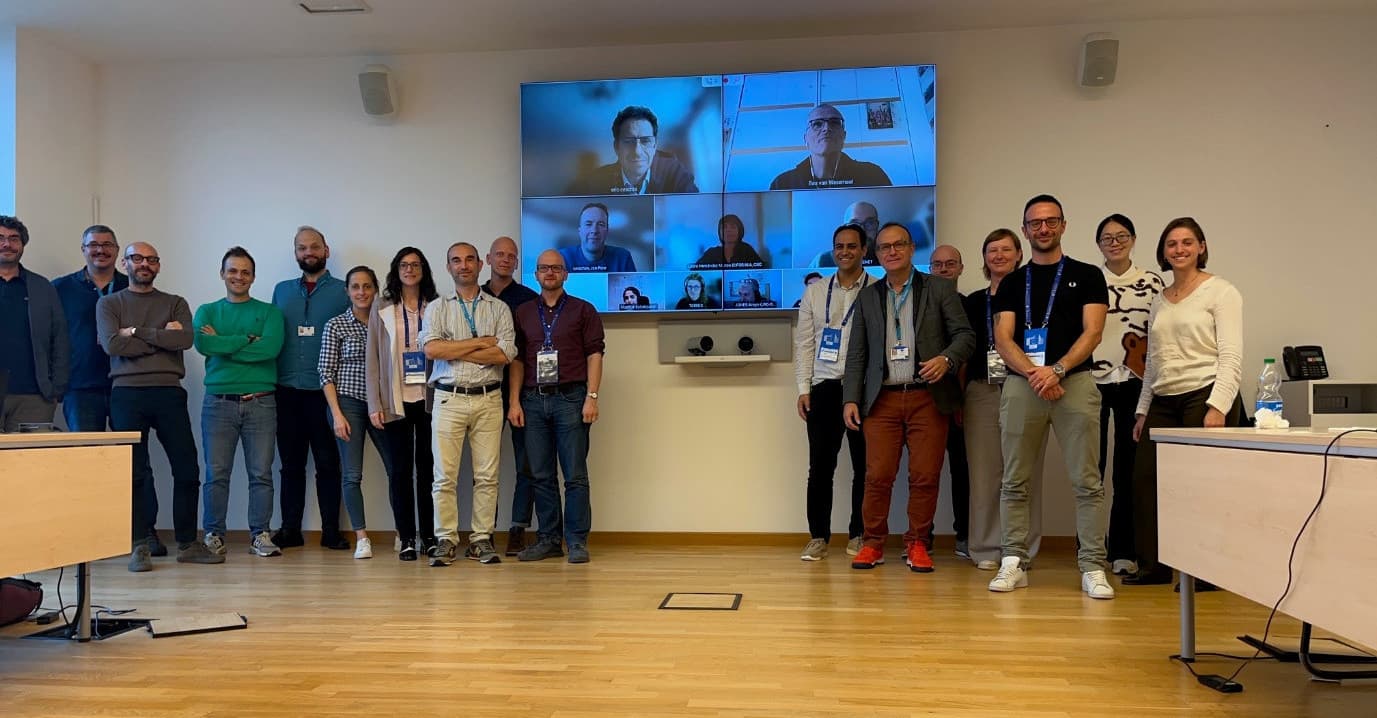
{"left": 358, "top": 64, "right": 397, "bottom": 120}
{"left": 1078, "top": 33, "right": 1119, "bottom": 88}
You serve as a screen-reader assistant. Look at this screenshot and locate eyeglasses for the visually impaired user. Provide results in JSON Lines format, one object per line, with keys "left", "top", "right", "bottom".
{"left": 930, "top": 260, "right": 962, "bottom": 270}
{"left": 126, "top": 254, "right": 160, "bottom": 265}
{"left": 876, "top": 240, "right": 912, "bottom": 254}
{"left": 807, "top": 117, "right": 844, "bottom": 131}
{"left": 616, "top": 136, "right": 656, "bottom": 149}
{"left": 83, "top": 242, "right": 118, "bottom": 251}
{"left": 0, "top": 233, "right": 22, "bottom": 245}
{"left": 398, "top": 262, "right": 423, "bottom": 270}
{"left": 535, "top": 264, "right": 566, "bottom": 274}
{"left": 1097, "top": 232, "right": 1132, "bottom": 246}
{"left": 1024, "top": 217, "right": 1064, "bottom": 230}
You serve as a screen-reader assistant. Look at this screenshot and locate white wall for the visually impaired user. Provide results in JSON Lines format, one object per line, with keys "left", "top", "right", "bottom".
{"left": 12, "top": 28, "right": 96, "bottom": 255}
{"left": 0, "top": 25, "right": 16, "bottom": 214}
{"left": 69, "top": 12, "right": 1377, "bottom": 536}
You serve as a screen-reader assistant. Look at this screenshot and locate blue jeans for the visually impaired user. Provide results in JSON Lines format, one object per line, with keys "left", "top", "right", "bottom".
{"left": 521, "top": 384, "right": 592, "bottom": 546}
{"left": 332, "top": 394, "right": 392, "bottom": 530}
{"left": 110, "top": 386, "right": 201, "bottom": 546}
{"left": 201, "top": 394, "right": 277, "bottom": 535}
{"left": 63, "top": 388, "right": 111, "bottom": 431}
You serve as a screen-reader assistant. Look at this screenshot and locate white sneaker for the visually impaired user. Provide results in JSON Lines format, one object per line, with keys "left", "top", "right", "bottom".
{"left": 1082, "top": 569, "right": 1116, "bottom": 599}
{"left": 1111, "top": 559, "right": 1138, "bottom": 576}
{"left": 354, "top": 537, "right": 373, "bottom": 560}
{"left": 976, "top": 559, "right": 999, "bottom": 571}
{"left": 845, "top": 537, "right": 863, "bottom": 556}
{"left": 988, "top": 556, "right": 1028, "bottom": 592}
{"left": 393, "top": 535, "right": 402, "bottom": 552}
{"left": 800, "top": 538, "right": 828, "bottom": 561}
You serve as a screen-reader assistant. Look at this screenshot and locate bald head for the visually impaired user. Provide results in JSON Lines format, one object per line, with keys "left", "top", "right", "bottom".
{"left": 843, "top": 201, "right": 880, "bottom": 243}
{"left": 534, "top": 249, "right": 567, "bottom": 293}
{"left": 487, "top": 236, "right": 519, "bottom": 282}
{"left": 929, "top": 244, "right": 963, "bottom": 282}
{"left": 124, "top": 241, "right": 162, "bottom": 288}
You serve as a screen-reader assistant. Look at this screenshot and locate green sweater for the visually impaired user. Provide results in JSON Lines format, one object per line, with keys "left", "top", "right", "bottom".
{"left": 193, "top": 298, "right": 285, "bottom": 395}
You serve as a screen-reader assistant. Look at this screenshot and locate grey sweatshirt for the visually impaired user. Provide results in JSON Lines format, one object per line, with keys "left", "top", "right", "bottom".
{"left": 96, "top": 288, "right": 194, "bottom": 388}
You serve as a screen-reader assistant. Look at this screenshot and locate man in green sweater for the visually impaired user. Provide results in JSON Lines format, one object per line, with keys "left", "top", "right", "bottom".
{"left": 194, "top": 247, "right": 286, "bottom": 560}
{"left": 98, "top": 242, "right": 223, "bottom": 571}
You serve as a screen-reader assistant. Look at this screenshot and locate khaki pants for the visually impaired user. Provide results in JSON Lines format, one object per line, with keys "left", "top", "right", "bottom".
{"left": 431, "top": 390, "right": 503, "bottom": 543}
{"left": 999, "top": 372, "right": 1107, "bottom": 573}
{"left": 963, "top": 381, "right": 1046, "bottom": 566}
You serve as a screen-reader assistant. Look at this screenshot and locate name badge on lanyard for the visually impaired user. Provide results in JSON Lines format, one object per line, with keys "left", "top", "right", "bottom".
{"left": 986, "top": 292, "right": 1007, "bottom": 384}
{"left": 401, "top": 302, "right": 427, "bottom": 385}
{"left": 889, "top": 270, "right": 913, "bottom": 363}
{"left": 537, "top": 297, "right": 566, "bottom": 386}
{"left": 816, "top": 275, "right": 868, "bottom": 364}
{"left": 1022, "top": 259, "right": 1064, "bottom": 368}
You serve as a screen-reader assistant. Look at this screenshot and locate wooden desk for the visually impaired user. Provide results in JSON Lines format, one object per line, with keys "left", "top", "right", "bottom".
{"left": 0, "top": 431, "right": 139, "bottom": 641}
{"left": 1152, "top": 427, "right": 1377, "bottom": 676}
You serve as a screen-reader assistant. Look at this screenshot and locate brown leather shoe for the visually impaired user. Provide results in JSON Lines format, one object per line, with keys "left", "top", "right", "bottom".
{"left": 504, "top": 527, "right": 527, "bottom": 557}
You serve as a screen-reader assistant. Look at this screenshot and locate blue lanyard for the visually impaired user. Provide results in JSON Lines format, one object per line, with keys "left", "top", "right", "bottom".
{"left": 538, "top": 295, "right": 567, "bottom": 349}
{"left": 455, "top": 294, "right": 479, "bottom": 338}
{"left": 1024, "top": 259, "right": 1065, "bottom": 330}
{"left": 888, "top": 269, "right": 915, "bottom": 343}
{"left": 824, "top": 274, "right": 869, "bottom": 328}
{"left": 401, "top": 301, "right": 424, "bottom": 349}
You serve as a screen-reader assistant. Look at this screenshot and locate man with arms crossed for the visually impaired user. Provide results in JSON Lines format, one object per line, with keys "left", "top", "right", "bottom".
{"left": 424, "top": 243, "right": 516, "bottom": 567}
{"left": 482, "top": 236, "right": 541, "bottom": 556}
{"left": 843, "top": 224, "right": 974, "bottom": 572}
{"left": 794, "top": 223, "right": 872, "bottom": 561}
{"left": 98, "top": 242, "right": 222, "bottom": 571}
{"left": 988, "top": 194, "right": 1113, "bottom": 599}
{"left": 508, "top": 250, "right": 605, "bottom": 564}
{"left": 194, "top": 247, "right": 286, "bottom": 559}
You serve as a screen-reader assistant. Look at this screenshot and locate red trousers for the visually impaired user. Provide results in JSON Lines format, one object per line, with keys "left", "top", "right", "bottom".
{"left": 860, "top": 387, "right": 949, "bottom": 549}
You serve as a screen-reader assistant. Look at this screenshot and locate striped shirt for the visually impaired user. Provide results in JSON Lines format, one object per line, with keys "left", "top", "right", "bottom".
{"left": 420, "top": 289, "right": 516, "bottom": 388}
{"left": 318, "top": 310, "right": 370, "bottom": 402}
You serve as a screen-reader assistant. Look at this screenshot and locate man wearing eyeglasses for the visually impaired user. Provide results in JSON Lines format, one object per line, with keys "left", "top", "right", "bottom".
{"left": 770, "top": 104, "right": 893, "bottom": 191}
{"left": 507, "top": 250, "right": 605, "bottom": 564}
{"left": 98, "top": 242, "right": 223, "bottom": 571}
{"left": 0, "top": 215, "right": 68, "bottom": 433}
{"left": 988, "top": 194, "right": 1113, "bottom": 599}
{"left": 809, "top": 201, "right": 881, "bottom": 268}
{"left": 842, "top": 223, "right": 974, "bottom": 572}
{"left": 927, "top": 244, "right": 973, "bottom": 561}
{"left": 565, "top": 105, "right": 699, "bottom": 196}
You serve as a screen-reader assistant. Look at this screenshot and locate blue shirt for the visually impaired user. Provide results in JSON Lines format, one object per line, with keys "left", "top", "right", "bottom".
{"left": 0, "top": 271, "right": 38, "bottom": 394}
{"left": 52, "top": 267, "right": 129, "bottom": 392}
{"left": 271, "top": 271, "right": 349, "bottom": 390}
{"left": 559, "top": 244, "right": 637, "bottom": 273}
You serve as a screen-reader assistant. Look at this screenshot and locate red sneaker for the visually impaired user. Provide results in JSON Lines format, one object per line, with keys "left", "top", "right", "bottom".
{"left": 851, "top": 545, "right": 885, "bottom": 569}
{"left": 906, "top": 542, "right": 934, "bottom": 573}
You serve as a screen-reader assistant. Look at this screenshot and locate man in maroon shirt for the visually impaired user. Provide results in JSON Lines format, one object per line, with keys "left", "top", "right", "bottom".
{"left": 507, "top": 249, "right": 605, "bottom": 564}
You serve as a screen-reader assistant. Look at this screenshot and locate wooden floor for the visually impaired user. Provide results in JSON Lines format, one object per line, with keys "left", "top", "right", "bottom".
{"left": 2, "top": 540, "right": 1373, "bottom": 717}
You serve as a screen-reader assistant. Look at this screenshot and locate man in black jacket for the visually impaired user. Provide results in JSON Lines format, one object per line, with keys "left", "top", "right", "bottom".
{"left": 770, "top": 104, "right": 892, "bottom": 191}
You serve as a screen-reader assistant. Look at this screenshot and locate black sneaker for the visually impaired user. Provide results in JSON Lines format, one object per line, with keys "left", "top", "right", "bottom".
{"left": 465, "top": 539, "right": 501, "bottom": 564}
{"left": 147, "top": 530, "right": 169, "bottom": 557}
{"left": 422, "top": 537, "right": 439, "bottom": 558}
{"left": 272, "top": 528, "right": 305, "bottom": 549}
{"left": 429, "top": 539, "right": 457, "bottom": 567}
{"left": 517, "top": 540, "right": 564, "bottom": 562}
{"left": 321, "top": 533, "right": 350, "bottom": 551}
{"left": 567, "top": 544, "right": 590, "bottom": 564}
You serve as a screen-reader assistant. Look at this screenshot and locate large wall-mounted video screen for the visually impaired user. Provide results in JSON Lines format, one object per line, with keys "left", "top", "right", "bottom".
{"left": 520, "top": 65, "right": 936, "bottom": 314}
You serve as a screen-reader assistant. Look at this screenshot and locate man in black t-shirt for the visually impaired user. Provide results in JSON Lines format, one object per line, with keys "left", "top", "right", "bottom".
{"left": 988, "top": 194, "right": 1114, "bottom": 600}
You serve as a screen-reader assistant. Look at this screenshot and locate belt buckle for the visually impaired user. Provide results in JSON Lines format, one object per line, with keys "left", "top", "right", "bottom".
{"left": 537, "top": 384, "right": 558, "bottom": 395}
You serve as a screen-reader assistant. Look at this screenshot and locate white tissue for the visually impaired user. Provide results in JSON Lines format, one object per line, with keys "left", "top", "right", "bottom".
{"left": 1254, "top": 408, "right": 1290, "bottom": 429}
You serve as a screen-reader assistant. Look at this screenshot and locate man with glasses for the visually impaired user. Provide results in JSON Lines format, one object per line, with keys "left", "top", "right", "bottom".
{"left": 98, "top": 242, "right": 222, "bottom": 571}
{"left": 809, "top": 201, "right": 882, "bottom": 268}
{"left": 0, "top": 215, "right": 68, "bottom": 432}
{"left": 507, "top": 250, "right": 605, "bottom": 564}
{"left": 566, "top": 105, "right": 699, "bottom": 196}
{"left": 559, "top": 202, "right": 637, "bottom": 273}
{"left": 423, "top": 242, "right": 516, "bottom": 567}
{"left": 770, "top": 104, "right": 893, "bottom": 191}
{"left": 988, "top": 194, "right": 1114, "bottom": 599}
{"left": 928, "top": 244, "right": 973, "bottom": 560}
{"left": 843, "top": 223, "right": 974, "bottom": 572}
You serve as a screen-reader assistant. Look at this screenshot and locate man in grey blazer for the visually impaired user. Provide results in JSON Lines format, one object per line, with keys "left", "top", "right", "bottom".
{"left": 843, "top": 223, "right": 975, "bottom": 572}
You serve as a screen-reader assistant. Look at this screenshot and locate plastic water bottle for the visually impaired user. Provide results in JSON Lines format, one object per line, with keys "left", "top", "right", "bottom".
{"left": 1256, "top": 358, "right": 1284, "bottom": 418}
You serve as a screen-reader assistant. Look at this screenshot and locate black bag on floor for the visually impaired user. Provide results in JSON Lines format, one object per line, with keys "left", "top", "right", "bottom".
{"left": 0, "top": 578, "right": 43, "bottom": 627}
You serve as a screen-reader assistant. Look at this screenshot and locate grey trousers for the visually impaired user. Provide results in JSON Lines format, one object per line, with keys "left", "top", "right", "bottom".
{"left": 999, "top": 372, "right": 1108, "bottom": 573}
{"left": 963, "top": 381, "right": 1045, "bottom": 566}
{"left": 1, "top": 394, "right": 57, "bottom": 433}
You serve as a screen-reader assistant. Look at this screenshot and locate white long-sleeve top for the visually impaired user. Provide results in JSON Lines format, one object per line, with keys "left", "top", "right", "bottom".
{"left": 792, "top": 272, "right": 870, "bottom": 394}
{"left": 1135, "top": 275, "right": 1244, "bottom": 416}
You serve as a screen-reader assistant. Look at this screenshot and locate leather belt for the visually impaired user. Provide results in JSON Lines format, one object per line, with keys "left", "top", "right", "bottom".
{"left": 881, "top": 382, "right": 930, "bottom": 392}
{"left": 212, "top": 391, "right": 274, "bottom": 402}
{"left": 530, "top": 381, "right": 587, "bottom": 395}
{"left": 434, "top": 382, "right": 501, "bottom": 396}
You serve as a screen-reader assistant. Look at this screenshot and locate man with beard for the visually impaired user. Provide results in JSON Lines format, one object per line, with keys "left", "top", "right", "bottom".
{"left": 98, "top": 242, "right": 222, "bottom": 571}
{"left": 0, "top": 214, "right": 68, "bottom": 432}
{"left": 770, "top": 105, "right": 892, "bottom": 191}
{"left": 271, "top": 226, "right": 350, "bottom": 550}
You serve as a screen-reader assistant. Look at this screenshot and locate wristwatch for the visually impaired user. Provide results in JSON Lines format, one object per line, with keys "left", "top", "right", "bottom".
{"left": 1051, "top": 362, "right": 1066, "bottom": 378}
{"left": 588, "top": 392, "right": 599, "bottom": 400}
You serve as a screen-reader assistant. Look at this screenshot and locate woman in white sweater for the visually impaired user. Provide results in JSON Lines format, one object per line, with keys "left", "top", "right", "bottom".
{"left": 1123, "top": 217, "right": 1246, "bottom": 586}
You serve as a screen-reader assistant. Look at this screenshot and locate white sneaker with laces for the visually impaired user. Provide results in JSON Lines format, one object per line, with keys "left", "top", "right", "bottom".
{"left": 354, "top": 537, "right": 373, "bottom": 560}
{"left": 1082, "top": 569, "right": 1116, "bottom": 599}
{"left": 800, "top": 538, "right": 828, "bottom": 561}
{"left": 1111, "top": 559, "right": 1138, "bottom": 576}
{"left": 987, "top": 556, "right": 1028, "bottom": 592}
